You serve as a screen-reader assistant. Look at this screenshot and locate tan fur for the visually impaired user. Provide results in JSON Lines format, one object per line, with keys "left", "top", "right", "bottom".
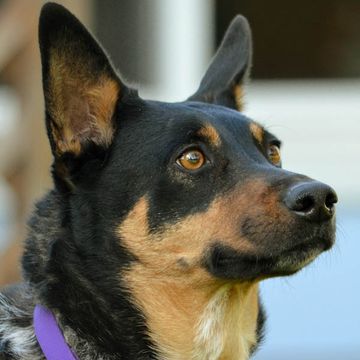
{"left": 118, "top": 180, "right": 290, "bottom": 276}
{"left": 118, "top": 192, "right": 257, "bottom": 280}
{"left": 117, "top": 181, "right": 283, "bottom": 359}
{"left": 197, "top": 125, "right": 221, "bottom": 147}
{"left": 233, "top": 84, "right": 245, "bottom": 112}
{"left": 194, "top": 283, "right": 259, "bottom": 360}
{"left": 125, "top": 267, "right": 259, "bottom": 360}
{"left": 249, "top": 122, "right": 264, "bottom": 145}
{"left": 48, "top": 47, "right": 119, "bottom": 156}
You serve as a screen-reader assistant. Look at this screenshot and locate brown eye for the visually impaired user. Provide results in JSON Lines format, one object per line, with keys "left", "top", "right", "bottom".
{"left": 268, "top": 144, "right": 281, "bottom": 166}
{"left": 177, "top": 149, "right": 206, "bottom": 170}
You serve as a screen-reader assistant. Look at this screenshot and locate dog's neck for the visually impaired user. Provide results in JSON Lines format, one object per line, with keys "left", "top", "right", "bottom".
{"left": 125, "top": 264, "right": 260, "bottom": 360}
{"left": 23, "top": 192, "right": 154, "bottom": 358}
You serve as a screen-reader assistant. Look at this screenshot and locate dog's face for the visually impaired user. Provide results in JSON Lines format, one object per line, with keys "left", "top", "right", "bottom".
{"left": 39, "top": 5, "right": 337, "bottom": 289}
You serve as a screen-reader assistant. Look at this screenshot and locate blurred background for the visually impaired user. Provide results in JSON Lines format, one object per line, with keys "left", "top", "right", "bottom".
{"left": 0, "top": 1, "right": 358, "bottom": 359}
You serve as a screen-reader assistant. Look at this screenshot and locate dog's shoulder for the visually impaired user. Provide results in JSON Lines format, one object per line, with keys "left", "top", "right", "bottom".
{"left": 0, "top": 284, "right": 42, "bottom": 359}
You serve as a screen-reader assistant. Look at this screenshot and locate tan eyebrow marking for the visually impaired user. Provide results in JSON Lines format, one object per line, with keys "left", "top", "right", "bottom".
{"left": 249, "top": 122, "right": 264, "bottom": 144}
{"left": 197, "top": 125, "right": 221, "bottom": 147}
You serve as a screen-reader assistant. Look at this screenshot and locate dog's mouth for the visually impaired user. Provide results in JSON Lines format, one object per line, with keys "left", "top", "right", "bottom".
{"left": 204, "top": 231, "right": 335, "bottom": 281}
{"left": 265, "top": 238, "right": 330, "bottom": 276}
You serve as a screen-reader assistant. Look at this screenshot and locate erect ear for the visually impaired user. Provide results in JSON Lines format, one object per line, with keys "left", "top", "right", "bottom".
{"left": 39, "top": 3, "right": 126, "bottom": 162}
{"left": 188, "top": 15, "right": 252, "bottom": 112}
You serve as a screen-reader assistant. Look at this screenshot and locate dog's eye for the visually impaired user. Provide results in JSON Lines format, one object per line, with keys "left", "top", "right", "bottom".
{"left": 268, "top": 144, "right": 281, "bottom": 166}
{"left": 177, "top": 149, "right": 206, "bottom": 170}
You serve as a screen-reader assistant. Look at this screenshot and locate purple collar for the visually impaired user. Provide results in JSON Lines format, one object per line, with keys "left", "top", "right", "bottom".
{"left": 33, "top": 304, "right": 78, "bottom": 360}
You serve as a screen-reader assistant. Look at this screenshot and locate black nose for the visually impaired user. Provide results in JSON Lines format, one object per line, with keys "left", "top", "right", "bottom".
{"left": 284, "top": 181, "right": 337, "bottom": 222}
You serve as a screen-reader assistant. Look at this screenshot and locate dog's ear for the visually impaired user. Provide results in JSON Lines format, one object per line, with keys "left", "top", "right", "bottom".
{"left": 189, "top": 15, "right": 252, "bottom": 111}
{"left": 39, "top": 3, "right": 125, "bottom": 161}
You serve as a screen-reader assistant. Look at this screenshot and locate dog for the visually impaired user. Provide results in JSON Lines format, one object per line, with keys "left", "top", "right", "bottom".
{"left": 0, "top": 3, "right": 337, "bottom": 359}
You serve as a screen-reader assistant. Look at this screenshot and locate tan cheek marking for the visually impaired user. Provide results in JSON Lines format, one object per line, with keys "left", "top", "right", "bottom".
{"left": 48, "top": 47, "right": 119, "bottom": 156}
{"left": 249, "top": 122, "right": 264, "bottom": 145}
{"left": 118, "top": 192, "right": 259, "bottom": 281}
{"left": 233, "top": 84, "right": 245, "bottom": 112}
{"left": 118, "top": 180, "right": 290, "bottom": 276}
{"left": 197, "top": 125, "right": 221, "bottom": 147}
{"left": 117, "top": 182, "right": 276, "bottom": 358}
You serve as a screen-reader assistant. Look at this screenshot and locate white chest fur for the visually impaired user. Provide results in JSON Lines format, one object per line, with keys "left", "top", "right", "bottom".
{"left": 193, "top": 284, "right": 259, "bottom": 360}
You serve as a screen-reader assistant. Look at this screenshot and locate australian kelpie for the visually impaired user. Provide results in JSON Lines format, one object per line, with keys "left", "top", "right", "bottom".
{"left": 0, "top": 3, "right": 337, "bottom": 359}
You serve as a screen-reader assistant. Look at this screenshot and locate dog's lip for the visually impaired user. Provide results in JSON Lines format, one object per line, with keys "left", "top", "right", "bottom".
{"left": 276, "top": 235, "right": 332, "bottom": 258}
{"left": 220, "top": 234, "right": 333, "bottom": 264}
{"left": 205, "top": 234, "right": 334, "bottom": 280}
{"left": 269, "top": 238, "right": 327, "bottom": 272}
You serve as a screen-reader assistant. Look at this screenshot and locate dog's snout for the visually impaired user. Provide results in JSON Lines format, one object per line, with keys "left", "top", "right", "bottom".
{"left": 283, "top": 181, "right": 338, "bottom": 222}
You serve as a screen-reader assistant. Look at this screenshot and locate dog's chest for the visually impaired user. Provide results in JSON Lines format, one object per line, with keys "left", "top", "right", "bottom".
{"left": 192, "top": 284, "right": 259, "bottom": 360}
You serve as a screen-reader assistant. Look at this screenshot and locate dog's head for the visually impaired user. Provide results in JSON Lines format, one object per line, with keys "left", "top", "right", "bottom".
{"left": 38, "top": 4, "right": 336, "bottom": 288}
